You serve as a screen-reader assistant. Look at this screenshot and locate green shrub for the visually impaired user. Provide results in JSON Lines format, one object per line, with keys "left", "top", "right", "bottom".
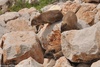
{"left": 9, "top": 0, "right": 55, "bottom": 12}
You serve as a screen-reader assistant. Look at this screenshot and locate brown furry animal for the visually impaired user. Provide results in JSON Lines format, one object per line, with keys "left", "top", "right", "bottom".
{"left": 61, "top": 11, "right": 78, "bottom": 32}
{"left": 31, "top": 10, "right": 63, "bottom": 26}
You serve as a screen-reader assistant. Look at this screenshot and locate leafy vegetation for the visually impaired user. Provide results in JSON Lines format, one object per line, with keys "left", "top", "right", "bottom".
{"left": 9, "top": 0, "right": 56, "bottom": 12}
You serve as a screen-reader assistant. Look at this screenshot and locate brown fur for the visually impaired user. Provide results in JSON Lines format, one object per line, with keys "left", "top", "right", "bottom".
{"left": 31, "top": 10, "right": 63, "bottom": 26}
{"left": 61, "top": 11, "right": 78, "bottom": 32}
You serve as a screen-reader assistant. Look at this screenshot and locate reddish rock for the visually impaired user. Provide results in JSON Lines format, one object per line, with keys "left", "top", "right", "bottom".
{"left": 0, "top": 31, "right": 44, "bottom": 64}
{"left": 76, "top": 3, "right": 97, "bottom": 25}
{"left": 62, "top": 1, "right": 81, "bottom": 14}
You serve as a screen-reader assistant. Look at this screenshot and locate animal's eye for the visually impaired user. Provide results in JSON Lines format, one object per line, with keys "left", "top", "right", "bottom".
{"left": 32, "top": 19, "right": 36, "bottom": 22}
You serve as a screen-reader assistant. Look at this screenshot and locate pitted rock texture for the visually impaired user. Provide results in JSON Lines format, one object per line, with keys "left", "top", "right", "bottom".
{"left": 61, "top": 22, "right": 100, "bottom": 63}
{"left": 0, "top": 31, "right": 44, "bottom": 64}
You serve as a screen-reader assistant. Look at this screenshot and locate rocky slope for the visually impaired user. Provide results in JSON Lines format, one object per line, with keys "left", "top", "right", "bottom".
{"left": 0, "top": 0, "right": 100, "bottom": 67}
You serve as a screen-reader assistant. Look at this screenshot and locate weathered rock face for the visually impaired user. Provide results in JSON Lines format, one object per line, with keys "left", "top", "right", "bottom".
{"left": 41, "top": 4, "right": 53, "bottom": 12}
{"left": 6, "top": 18, "right": 37, "bottom": 32}
{"left": 0, "top": 31, "right": 44, "bottom": 64}
{"left": 0, "top": 48, "right": 3, "bottom": 65}
{"left": 37, "top": 22, "right": 61, "bottom": 58}
{"left": 53, "top": 56, "right": 73, "bottom": 67}
{"left": 83, "top": 0, "right": 100, "bottom": 3}
{"left": 0, "top": 12, "right": 20, "bottom": 23}
{"left": 15, "top": 57, "right": 43, "bottom": 67}
{"left": 74, "top": 0, "right": 83, "bottom": 3}
{"left": 0, "top": 0, "right": 9, "bottom": 13}
{"left": 77, "top": 19, "right": 90, "bottom": 29}
{"left": 91, "top": 60, "right": 100, "bottom": 67}
{"left": 0, "top": 25, "right": 9, "bottom": 39}
{"left": 61, "top": 22, "right": 100, "bottom": 63}
{"left": 18, "top": 7, "right": 38, "bottom": 15}
{"left": 62, "top": 1, "right": 81, "bottom": 14}
{"left": 94, "top": 10, "right": 100, "bottom": 24}
{"left": 48, "top": 5, "right": 62, "bottom": 11}
{"left": 76, "top": 3, "right": 97, "bottom": 25}
{"left": 43, "top": 58, "right": 56, "bottom": 67}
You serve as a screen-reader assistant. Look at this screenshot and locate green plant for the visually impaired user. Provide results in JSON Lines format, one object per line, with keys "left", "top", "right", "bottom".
{"left": 9, "top": 0, "right": 55, "bottom": 12}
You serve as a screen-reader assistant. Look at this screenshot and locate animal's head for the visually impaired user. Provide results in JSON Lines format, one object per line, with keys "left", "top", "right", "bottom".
{"left": 31, "top": 18, "right": 38, "bottom": 26}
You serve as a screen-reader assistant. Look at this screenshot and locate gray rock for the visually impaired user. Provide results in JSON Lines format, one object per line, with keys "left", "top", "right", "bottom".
{"left": 15, "top": 57, "right": 43, "bottom": 67}
{"left": 0, "top": 31, "right": 44, "bottom": 64}
{"left": 61, "top": 22, "right": 100, "bottom": 63}
{"left": 91, "top": 60, "right": 100, "bottom": 67}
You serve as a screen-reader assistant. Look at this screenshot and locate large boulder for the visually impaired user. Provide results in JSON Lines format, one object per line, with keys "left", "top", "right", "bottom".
{"left": 61, "top": 22, "right": 100, "bottom": 63}
{"left": 37, "top": 22, "right": 61, "bottom": 59}
{"left": 0, "top": 12, "right": 20, "bottom": 23}
{"left": 91, "top": 60, "right": 100, "bottom": 67}
{"left": 77, "top": 19, "right": 90, "bottom": 29}
{"left": 6, "top": 17, "right": 37, "bottom": 32}
{"left": 18, "top": 7, "right": 38, "bottom": 20}
{"left": 0, "top": 31, "right": 44, "bottom": 64}
{"left": 76, "top": 3, "right": 97, "bottom": 25}
{"left": 53, "top": 56, "right": 73, "bottom": 67}
{"left": 94, "top": 10, "right": 100, "bottom": 24}
{"left": 0, "top": 25, "right": 9, "bottom": 39}
{"left": 44, "top": 59, "right": 56, "bottom": 67}
{"left": 15, "top": 57, "right": 43, "bottom": 67}
{"left": 62, "top": 1, "right": 81, "bottom": 14}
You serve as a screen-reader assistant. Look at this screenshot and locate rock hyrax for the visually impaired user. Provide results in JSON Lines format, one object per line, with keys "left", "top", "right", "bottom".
{"left": 61, "top": 11, "right": 78, "bottom": 32}
{"left": 31, "top": 10, "right": 63, "bottom": 26}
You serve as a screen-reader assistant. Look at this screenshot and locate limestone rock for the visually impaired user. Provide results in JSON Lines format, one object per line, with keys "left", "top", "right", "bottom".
{"left": 96, "top": 4, "right": 100, "bottom": 10}
{"left": 18, "top": 7, "right": 37, "bottom": 15}
{"left": 76, "top": 3, "right": 97, "bottom": 25}
{"left": 15, "top": 57, "right": 43, "bottom": 67}
{"left": 77, "top": 19, "right": 90, "bottom": 29}
{"left": 0, "top": 24, "right": 9, "bottom": 39}
{"left": 0, "top": 12, "right": 20, "bottom": 23}
{"left": 45, "top": 59, "right": 56, "bottom": 67}
{"left": 41, "top": 4, "right": 53, "bottom": 12}
{"left": 0, "top": 0, "right": 8, "bottom": 6}
{"left": 37, "top": 22, "right": 61, "bottom": 58}
{"left": 83, "top": 0, "right": 100, "bottom": 3}
{"left": 0, "top": 31, "right": 44, "bottom": 64}
{"left": 53, "top": 56, "right": 73, "bottom": 67}
{"left": 94, "top": 10, "right": 100, "bottom": 24}
{"left": 6, "top": 18, "right": 37, "bottom": 32}
{"left": 61, "top": 22, "right": 100, "bottom": 63}
{"left": 48, "top": 5, "right": 62, "bottom": 11}
{"left": 0, "top": 48, "right": 3, "bottom": 65}
{"left": 91, "top": 60, "right": 100, "bottom": 67}
{"left": 43, "top": 58, "right": 50, "bottom": 67}
{"left": 74, "top": 0, "right": 83, "bottom": 4}
{"left": 62, "top": 1, "right": 81, "bottom": 14}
